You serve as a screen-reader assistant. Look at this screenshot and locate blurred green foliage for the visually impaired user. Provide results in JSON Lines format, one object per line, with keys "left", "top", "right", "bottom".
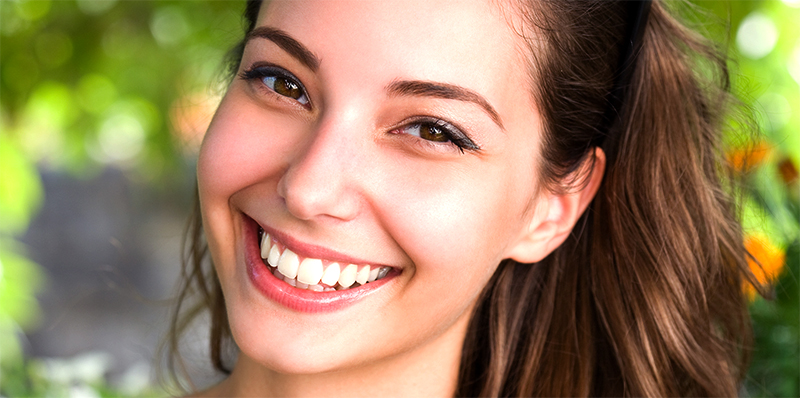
{"left": 696, "top": 1, "right": 800, "bottom": 396}
{"left": 1, "top": 0, "right": 241, "bottom": 179}
{"left": 0, "top": 0, "right": 798, "bottom": 396}
{"left": 1, "top": 0, "right": 243, "bottom": 395}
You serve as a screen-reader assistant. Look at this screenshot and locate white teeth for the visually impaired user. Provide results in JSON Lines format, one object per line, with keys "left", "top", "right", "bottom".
{"left": 320, "top": 263, "right": 340, "bottom": 286}
{"left": 338, "top": 264, "right": 358, "bottom": 288}
{"left": 368, "top": 267, "right": 379, "bottom": 282}
{"left": 267, "top": 245, "right": 280, "bottom": 267}
{"left": 260, "top": 233, "right": 271, "bottom": 259}
{"left": 309, "top": 284, "right": 324, "bottom": 292}
{"left": 297, "top": 258, "right": 323, "bottom": 285}
{"left": 278, "top": 249, "right": 300, "bottom": 279}
{"left": 355, "top": 266, "right": 370, "bottom": 285}
{"left": 261, "top": 234, "right": 392, "bottom": 291}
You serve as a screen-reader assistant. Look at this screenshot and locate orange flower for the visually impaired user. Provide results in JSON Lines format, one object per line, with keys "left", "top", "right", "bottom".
{"left": 726, "top": 141, "right": 772, "bottom": 173}
{"left": 777, "top": 157, "right": 798, "bottom": 186}
{"left": 169, "top": 93, "right": 220, "bottom": 154}
{"left": 743, "top": 234, "right": 786, "bottom": 300}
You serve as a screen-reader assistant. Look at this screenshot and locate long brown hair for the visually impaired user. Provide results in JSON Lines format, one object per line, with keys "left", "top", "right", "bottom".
{"left": 168, "top": 0, "right": 759, "bottom": 395}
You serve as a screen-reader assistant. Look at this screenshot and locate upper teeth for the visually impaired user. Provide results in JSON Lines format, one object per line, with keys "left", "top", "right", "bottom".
{"left": 259, "top": 231, "right": 391, "bottom": 291}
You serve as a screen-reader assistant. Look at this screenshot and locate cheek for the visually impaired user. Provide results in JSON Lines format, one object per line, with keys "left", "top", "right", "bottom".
{"left": 361, "top": 165, "right": 531, "bottom": 348}
{"left": 374, "top": 156, "right": 532, "bottom": 290}
{"left": 199, "top": 95, "right": 289, "bottom": 198}
{"left": 197, "top": 91, "right": 306, "bottom": 271}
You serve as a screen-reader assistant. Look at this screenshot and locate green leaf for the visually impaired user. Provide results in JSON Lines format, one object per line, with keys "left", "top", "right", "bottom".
{"left": 0, "top": 132, "right": 43, "bottom": 234}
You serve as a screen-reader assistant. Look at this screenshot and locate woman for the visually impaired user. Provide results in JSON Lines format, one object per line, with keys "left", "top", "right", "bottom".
{"left": 169, "top": 0, "right": 758, "bottom": 395}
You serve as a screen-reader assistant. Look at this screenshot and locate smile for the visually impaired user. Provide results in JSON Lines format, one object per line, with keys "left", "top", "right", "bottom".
{"left": 242, "top": 215, "right": 397, "bottom": 312}
{"left": 258, "top": 228, "right": 392, "bottom": 291}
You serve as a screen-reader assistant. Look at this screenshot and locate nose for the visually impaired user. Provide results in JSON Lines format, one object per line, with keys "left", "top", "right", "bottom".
{"left": 277, "top": 117, "right": 364, "bottom": 222}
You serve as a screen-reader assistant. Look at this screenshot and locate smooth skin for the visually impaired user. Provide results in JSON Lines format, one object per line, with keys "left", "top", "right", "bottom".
{"left": 196, "top": 0, "right": 604, "bottom": 396}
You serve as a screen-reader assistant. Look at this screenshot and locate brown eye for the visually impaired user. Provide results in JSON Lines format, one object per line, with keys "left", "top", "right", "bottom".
{"left": 272, "top": 77, "right": 303, "bottom": 100}
{"left": 398, "top": 119, "right": 481, "bottom": 153}
{"left": 418, "top": 124, "right": 449, "bottom": 142}
{"left": 239, "top": 64, "right": 311, "bottom": 106}
{"left": 261, "top": 75, "right": 309, "bottom": 105}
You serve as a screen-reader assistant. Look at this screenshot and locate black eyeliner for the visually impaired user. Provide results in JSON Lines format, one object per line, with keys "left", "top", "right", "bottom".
{"left": 239, "top": 63, "right": 311, "bottom": 106}
{"left": 414, "top": 116, "right": 481, "bottom": 153}
{"left": 240, "top": 63, "right": 302, "bottom": 86}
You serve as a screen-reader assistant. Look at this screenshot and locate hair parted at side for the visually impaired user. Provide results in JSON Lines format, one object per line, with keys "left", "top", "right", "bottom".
{"left": 166, "top": 0, "right": 760, "bottom": 396}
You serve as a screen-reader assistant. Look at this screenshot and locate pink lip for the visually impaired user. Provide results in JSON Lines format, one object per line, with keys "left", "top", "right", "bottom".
{"left": 242, "top": 215, "right": 395, "bottom": 313}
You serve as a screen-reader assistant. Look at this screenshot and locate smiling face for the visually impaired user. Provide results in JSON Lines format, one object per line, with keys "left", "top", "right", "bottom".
{"left": 198, "top": 0, "right": 551, "bottom": 385}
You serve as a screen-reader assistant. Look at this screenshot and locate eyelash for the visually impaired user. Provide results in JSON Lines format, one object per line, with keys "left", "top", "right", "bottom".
{"left": 240, "top": 64, "right": 311, "bottom": 108}
{"left": 396, "top": 117, "right": 480, "bottom": 154}
{"left": 239, "top": 64, "right": 480, "bottom": 153}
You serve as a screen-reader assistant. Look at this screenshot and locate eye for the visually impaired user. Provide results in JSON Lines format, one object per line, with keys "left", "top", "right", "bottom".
{"left": 262, "top": 75, "right": 308, "bottom": 104}
{"left": 399, "top": 118, "right": 480, "bottom": 153}
{"left": 407, "top": 124, "right": 449, "bottom": 143}
{"left": 240, "top": 64, "right": 310, "bottom": 106}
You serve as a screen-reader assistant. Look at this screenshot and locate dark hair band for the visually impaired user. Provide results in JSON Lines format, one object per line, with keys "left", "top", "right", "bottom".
{"left": 599, "top": 0, "right": 653, "bottom": 156}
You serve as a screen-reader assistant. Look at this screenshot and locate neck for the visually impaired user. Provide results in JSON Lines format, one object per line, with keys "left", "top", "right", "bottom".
{"left": 200, "top": 312, "right": 469, "bottom": 398}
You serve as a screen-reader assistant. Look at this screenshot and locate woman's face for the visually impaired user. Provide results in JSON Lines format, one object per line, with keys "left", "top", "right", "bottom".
{"left": 198, "top": 0, "right": 547, "bottom": 375}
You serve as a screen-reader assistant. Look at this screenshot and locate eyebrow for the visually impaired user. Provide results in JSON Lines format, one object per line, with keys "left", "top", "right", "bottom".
{"left": 387, "top": 80, "right": 504, "bottom": 129}
{"left": 246, "top": 26, "right": 321, "bottom": 72}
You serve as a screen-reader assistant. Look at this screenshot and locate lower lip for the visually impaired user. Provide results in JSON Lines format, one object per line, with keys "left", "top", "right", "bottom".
{"left": 243, "top": 216, "right": 393, "bottom": 313}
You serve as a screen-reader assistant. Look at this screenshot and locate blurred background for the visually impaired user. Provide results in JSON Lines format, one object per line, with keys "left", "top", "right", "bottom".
{"left": 0, "top": 0, "right": 798, "bottom": 396}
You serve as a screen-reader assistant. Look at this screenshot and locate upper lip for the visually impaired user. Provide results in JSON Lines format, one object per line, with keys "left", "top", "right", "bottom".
{"left": 252, "top": 217, "right": 393, "bottom": 268}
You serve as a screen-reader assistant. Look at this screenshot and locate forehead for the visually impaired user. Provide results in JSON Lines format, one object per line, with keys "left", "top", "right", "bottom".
{"left": 258, "top": 0, "right": 528, "bottom": 106}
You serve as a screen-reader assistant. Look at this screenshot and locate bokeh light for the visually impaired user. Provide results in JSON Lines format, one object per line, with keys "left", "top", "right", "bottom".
{"left": 737, "top": 12, "right": 779, "bottom": 59}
